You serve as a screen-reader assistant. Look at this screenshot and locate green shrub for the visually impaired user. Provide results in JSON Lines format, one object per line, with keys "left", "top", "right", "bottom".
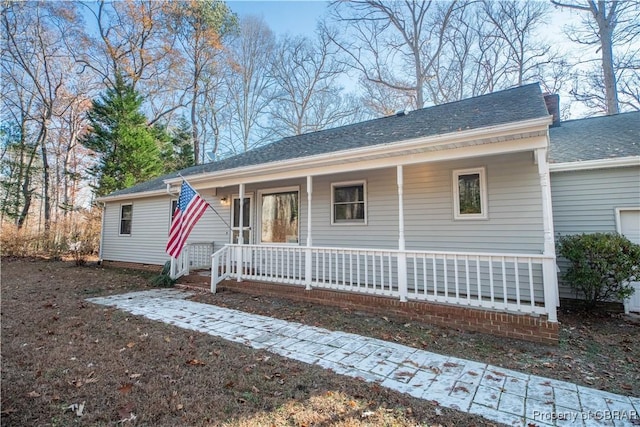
{"left": 150, "top": 261, "right": 176, "bottom": 288}
{"left": 557, "top": 232, "right": 640, "bottom": 308}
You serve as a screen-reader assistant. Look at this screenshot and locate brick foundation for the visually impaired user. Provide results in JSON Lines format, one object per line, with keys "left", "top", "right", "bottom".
{"left": 215, "top": 280, "right": 559, "bottom": 345}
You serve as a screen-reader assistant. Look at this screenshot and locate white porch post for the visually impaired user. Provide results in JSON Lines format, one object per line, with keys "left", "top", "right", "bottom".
{"left": 397, "top": 165, "right": 408, "bottom": 302}
{"left": 170, "top": 256, "right": 177, "bottom": 278}
{"left": 537, "top": 148, "right": 558, "bottom": 322}
{"left": 305, "top": 176, "right": 313, "bottom": 290}
{"left": 237, "top": 183, "right": 244, "bottom": 282}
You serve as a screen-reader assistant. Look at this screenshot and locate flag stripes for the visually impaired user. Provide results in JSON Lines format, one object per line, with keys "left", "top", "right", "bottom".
{"left": 166, "top": 181, "right": 209, "bottom": 258}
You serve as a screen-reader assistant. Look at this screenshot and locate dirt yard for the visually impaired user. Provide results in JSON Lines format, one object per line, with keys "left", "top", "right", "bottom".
{"left": 2, "top": 259, "right": 638, "bottom": 426}
{"left": 1, "top": 258, "right": 500, "bottom": 426}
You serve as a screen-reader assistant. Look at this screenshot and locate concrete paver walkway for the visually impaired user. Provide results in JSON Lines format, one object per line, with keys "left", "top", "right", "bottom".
{"left": 88, "top": 289, "right": 639, "bottom": 427}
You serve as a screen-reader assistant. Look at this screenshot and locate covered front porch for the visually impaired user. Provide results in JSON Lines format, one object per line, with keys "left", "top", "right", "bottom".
{"left": 168, "top": 119, "right": 559, "bottom": 335}
{"left": 170, "top": 156, "right": 559, "bottom": 325}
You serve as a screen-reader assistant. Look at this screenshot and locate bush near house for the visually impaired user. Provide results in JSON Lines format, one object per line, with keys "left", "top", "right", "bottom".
{"left": 557, "top": 233, "right": 640, "bottom": 309}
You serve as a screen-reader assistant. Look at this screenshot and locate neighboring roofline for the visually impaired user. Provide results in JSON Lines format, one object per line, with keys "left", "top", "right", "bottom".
{"left": 549, "top": 156, "right": 640, "bottom": 172}
{"left": 165, "top": 116, "right": 552, "bottom": 186}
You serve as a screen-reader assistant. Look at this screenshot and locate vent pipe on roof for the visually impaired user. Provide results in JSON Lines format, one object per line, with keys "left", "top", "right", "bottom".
{"left": 395, "top": 109, "right": 409, "bottom": 117}
{"left": 543, "top": 93, "right": 560, "bottom": 127}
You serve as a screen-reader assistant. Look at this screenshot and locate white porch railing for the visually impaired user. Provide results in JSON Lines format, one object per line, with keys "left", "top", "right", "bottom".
{"left": 170, "top": 242, "right": 215, "bottom": 279}
{"left": 211, "top": 244, "right": 558, "bottom": 321}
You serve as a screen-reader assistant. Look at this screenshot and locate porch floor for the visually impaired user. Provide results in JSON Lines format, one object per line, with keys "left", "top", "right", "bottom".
{"left": 88, "top": 289, "right": 639, "bottom": 427}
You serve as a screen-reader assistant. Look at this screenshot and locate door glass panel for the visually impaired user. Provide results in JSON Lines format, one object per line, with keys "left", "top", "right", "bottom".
{"left": 231, "top": 196, "right": 252, "bottom": 244}
{"left": 232, "top": 198, "right": 251, "bottom": 228}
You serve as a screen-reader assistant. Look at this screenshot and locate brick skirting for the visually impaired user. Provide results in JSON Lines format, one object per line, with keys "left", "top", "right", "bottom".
{"left": 216, "top": 280, "right": 559, "bottom": 345}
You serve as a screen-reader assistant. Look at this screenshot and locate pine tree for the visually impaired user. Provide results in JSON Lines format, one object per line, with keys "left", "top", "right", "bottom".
{"left": 157, "top": 117, "right": 195, "bottom": 172}
{"left": 82, "top": 74, "right": 163, "bottom": 197}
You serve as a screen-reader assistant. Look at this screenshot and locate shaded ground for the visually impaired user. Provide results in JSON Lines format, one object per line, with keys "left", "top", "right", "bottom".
{"left": 1, "top": 258, "right": 499, "bottom": 426}
{"left": 189, "top": 283, "right": 640, "bottom": 398}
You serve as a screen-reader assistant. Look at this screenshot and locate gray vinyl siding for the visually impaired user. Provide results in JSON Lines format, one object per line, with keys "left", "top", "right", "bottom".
{"left": 102, "top": 194, "right": 232, "bottom": 266}
{"left": 403, "top": 152, "right": 543, "bottom": 254}
{"left": 551, "top": 165, "right": 640, "bottom": 299}
{"left": 102, "top": 196, "right": 173, "bottom": 265}
{"left": 101, "top": 152, "right": 546, "bottom": 265}
{"left": 312, "top": 170, "right": 399, "bottom": 249}
{"left": 311, "top": 151, "right": 544, "bottom": 254}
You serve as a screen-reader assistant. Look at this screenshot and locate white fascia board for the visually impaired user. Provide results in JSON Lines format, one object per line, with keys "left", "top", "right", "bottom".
{"left": 165, "top": 117, "right": 551, "bottom": 189}
{"left": 96, "top": 189, "right": 169, "bottom": 203}
{"left": 550, "top": 156, "right": 640, "bottom": 172}
{"left": 182, "top": 135, "right": 548, "bottom": 191}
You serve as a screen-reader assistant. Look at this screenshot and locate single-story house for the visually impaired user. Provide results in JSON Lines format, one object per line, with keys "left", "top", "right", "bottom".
{"left": 96, "top": 83, "right": 640, "bottom": 343}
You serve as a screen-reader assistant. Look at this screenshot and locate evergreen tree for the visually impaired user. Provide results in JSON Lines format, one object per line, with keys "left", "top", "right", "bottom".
{"left": 82, "top": 74, "right": 163, "bottom": 197}
{"left": 157, "top": 117, "right": 195, "bottom": 172}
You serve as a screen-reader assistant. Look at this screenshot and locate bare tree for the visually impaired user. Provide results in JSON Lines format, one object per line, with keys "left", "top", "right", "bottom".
{"left": 551, "top": 0, "right": 640, "bottom": 115}
{"left": 225, "top": 16, "right": 276, "bottom": 153}
{"left": 329, "top": 0, "right": 460, "bottom": 109}
{"left": 79, "top": 0, "right": 184, "bottom": 123}
{"left": 2, "top": 2, "right": 79, "bottom": 232}
{"left": 268, "top": 32, "right": 359, "bottom": 137}
{"left": 165, "top": 0, "right": 237, "bottom": 163}
{"left": 482, "top": 1, "right": 552, "bottom": 86}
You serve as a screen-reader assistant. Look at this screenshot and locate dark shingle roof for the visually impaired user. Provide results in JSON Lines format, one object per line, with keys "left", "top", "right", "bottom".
{"left": 105, "top": 83, "right": 550, "bottom": 198}
{"left": 549, "top": 111, "right": 640, "bottom": 163}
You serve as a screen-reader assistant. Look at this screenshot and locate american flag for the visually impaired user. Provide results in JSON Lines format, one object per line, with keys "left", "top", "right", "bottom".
{"left": 166, "top": 181, "right": 209, "bottom": 258}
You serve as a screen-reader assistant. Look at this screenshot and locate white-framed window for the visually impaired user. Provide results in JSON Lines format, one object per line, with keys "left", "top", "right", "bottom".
{"left": 119, "top": 204, "right": 133, "bottom": 235}
{"left": 258, "top": 186, "right": 299, "bottom": 244}
{"left": 331, "top": 180, "right": 367, "bottom": 225}
{"left": 453, "top": 167, "right": 488, "bottom": 220}
{"left": 169, "top": 199, "right": 178, "bottom": 229}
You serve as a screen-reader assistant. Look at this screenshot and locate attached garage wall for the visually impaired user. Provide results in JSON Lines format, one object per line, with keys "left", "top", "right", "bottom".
{"left": 550, "top": 165, "right": 640, "bottom": 299}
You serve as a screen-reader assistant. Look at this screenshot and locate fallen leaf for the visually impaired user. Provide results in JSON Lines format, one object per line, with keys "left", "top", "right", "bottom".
{"left": 129, "top": 373, "right": 142, "bottom": 379}
{"left": 118, "top": 383, "right": 133, "bottom": 394}
{"left": 126, "top": 342, "right": 135, "bottom": 348}
{"left": 27, "top": 391, "right": 41, "bottom": 398}
{"left": 176, "top": 403, "right": 184, "bottom": 410}
{"left": 185, "top": 359, "right": 206, "bottom": 366}
{"left": 224, "top": 380, "right": 234, "bottom": 388}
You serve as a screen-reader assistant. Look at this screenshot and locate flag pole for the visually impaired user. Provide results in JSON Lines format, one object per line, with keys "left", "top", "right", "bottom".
{"left": 176, "top": 173, "right": 232, "bottom": 230}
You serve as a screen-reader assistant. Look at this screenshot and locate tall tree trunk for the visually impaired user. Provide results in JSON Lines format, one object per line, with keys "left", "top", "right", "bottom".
{"left": 191, "top": 78, "right": 200, "bottom": 164}
{"left": 40, "top": 124, "right": 51, "bottom": 233}
{"left": 598, "top": 3, "right": 619, "bottom": 115}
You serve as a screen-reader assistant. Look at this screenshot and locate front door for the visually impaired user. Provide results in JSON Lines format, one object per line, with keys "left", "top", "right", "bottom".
{"left": 231, "top": 195, "right": 253, "bottom": 244}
